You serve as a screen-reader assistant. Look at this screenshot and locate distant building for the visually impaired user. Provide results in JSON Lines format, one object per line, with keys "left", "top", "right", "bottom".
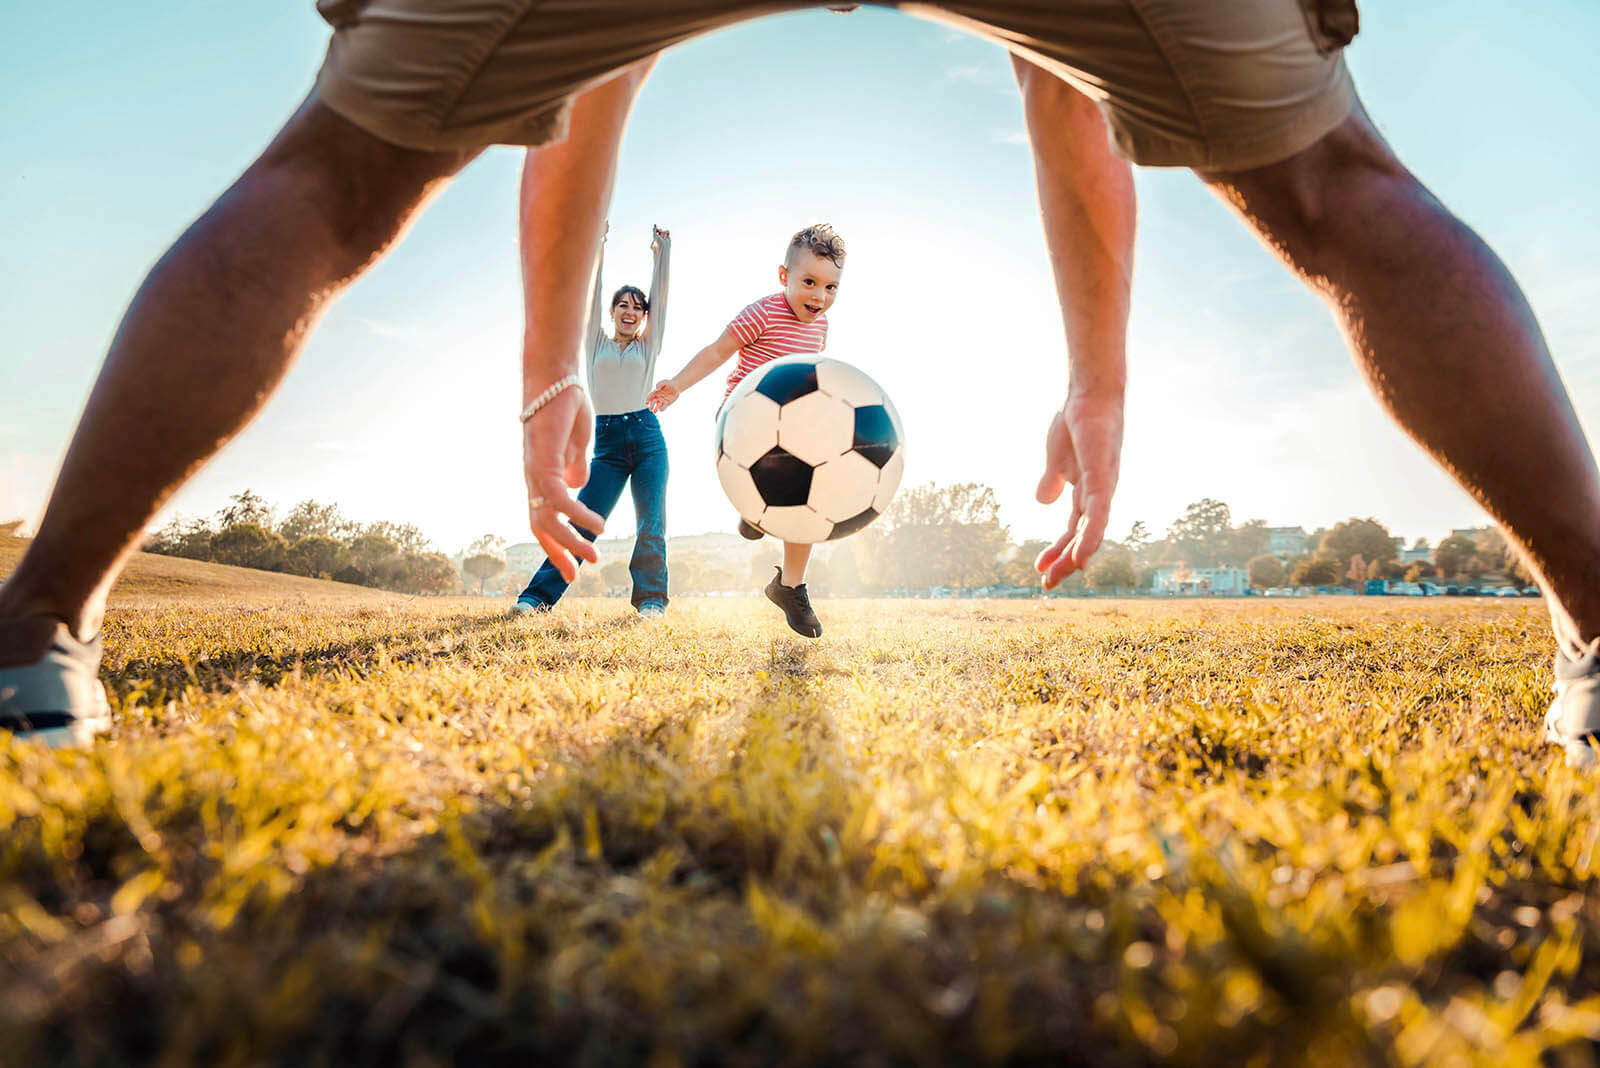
{"left": 1154, "top": 566, "right": 1251, "bottom": 595}
{"left": 1398, "top": 545, "right": 1432, "bottom": 564}
{"left": 1265, "top": 526, "right": 1309, "bottom": 559}
{"left": 503, "top": 542, "right": 544, "bottom": 576}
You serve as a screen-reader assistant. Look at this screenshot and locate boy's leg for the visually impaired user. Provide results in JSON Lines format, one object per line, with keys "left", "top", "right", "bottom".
{"left": 781, "top": 543, "right": 812, "bottom": 588}
{"left": 626, "top": 418, "right": 670, "bottom": 611}
{"left": 1200, "top": 107, "right": 1600, "bottom": 761}
{"left": 0, "top": 99, "right": 476, "bottom": 660}
{"left": 520, "top": 434, "right": 630, "bottom": 606}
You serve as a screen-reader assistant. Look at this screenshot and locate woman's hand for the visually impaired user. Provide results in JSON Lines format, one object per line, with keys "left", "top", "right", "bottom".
{"left": 651, "top": 225, "right": 669, "bottom": 251}
{"left": 645, "top": 379, "right": 679, "bottom": 413}
{"left": 523, "top": 385, "right": 606, "bottom": 581}
{"left": 1033, "top": 391, "right": 1124, "bottom": 589}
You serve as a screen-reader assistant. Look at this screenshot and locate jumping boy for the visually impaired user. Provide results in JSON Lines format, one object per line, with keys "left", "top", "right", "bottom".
{"left": 646, "top": 224, "right": 844, "bottom": 639}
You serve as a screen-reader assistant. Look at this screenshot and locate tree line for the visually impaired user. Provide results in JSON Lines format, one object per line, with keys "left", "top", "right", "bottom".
{"left": 144, "top": 491, "right": 459, "bottom": 595}
{"left": 134, "top": 487, "right": 1533, "bottom": 599}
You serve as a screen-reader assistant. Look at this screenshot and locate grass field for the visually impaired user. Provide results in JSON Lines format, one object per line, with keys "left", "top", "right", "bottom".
{"left": 3, "top": 539, "right": 1599, "bottom": 1065}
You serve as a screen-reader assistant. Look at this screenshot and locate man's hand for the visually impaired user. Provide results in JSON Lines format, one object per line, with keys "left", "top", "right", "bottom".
{"left": 1034, "top": 392, "right": 1124, "bottom": 589}
{"left": 523, "top": 385, "right": 605, "bottom": 581}
{"left": 651, "top": 225, "right": 669, "bottom": 251}
{"left": 645, "top": 379, "right": 679, "bottom": 413}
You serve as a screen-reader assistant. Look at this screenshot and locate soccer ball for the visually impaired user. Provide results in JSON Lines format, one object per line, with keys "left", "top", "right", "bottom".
{"left": 715, "top": 356, "right": 905, "bottom": 543}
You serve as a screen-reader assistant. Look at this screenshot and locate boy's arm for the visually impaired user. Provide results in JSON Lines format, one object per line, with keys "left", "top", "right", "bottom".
{"left": 645, "top": 328, "right": 741, "bottom": 411}
{"left": 643, "top": 227, "right": 670, "bottom": 362}
{"left": 1011, "top": 55, "right": 1135, "bottom": 590}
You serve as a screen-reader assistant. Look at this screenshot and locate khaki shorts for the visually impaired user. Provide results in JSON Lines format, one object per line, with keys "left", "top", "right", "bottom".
{"left": 314, "top": 0, "right": 1357, "bottom": 170}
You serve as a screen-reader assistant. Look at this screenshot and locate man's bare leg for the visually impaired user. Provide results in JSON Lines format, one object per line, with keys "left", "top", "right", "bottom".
{"left": 1203, "top": 105, "right": 1600, "bottom": 650}
{"left": 0, "top": 99, "right": 476, "bottom": 660}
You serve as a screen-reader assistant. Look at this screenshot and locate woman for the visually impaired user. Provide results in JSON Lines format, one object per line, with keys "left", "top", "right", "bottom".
{"left": 514, "top": 223, "right": 672, "bottom": 616}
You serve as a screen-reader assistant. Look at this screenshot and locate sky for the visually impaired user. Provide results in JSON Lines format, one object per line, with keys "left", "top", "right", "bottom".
{"left": 3, "top": 3, "right": 1599, "bottom": 556}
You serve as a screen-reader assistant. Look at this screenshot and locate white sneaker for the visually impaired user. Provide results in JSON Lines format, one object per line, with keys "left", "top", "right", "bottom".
{"left": 508, "top": 598, "right": 551, "bottom": 616}
{"left": 1547, "top": 638, "right": 1600, "bottom": 768}
{"left": 0, "top": 622, "right": 112, "bottom": 748}
{"left": 637, "top": 602, "right": 666, "bottom": 620}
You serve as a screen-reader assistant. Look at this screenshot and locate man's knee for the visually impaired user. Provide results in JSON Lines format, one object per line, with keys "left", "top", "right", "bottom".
{"left": 1203, "top": 110, "right": 1412, "bottom": 250}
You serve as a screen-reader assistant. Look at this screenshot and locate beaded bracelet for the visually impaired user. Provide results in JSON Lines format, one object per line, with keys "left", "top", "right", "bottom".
{"left": 519, "top": 374, "right": 582, "bottom": 423}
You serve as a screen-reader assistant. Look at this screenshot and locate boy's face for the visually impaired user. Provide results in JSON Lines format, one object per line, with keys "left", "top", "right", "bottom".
{"left": 778, "top": 250, "right": 842, "bottom": 323}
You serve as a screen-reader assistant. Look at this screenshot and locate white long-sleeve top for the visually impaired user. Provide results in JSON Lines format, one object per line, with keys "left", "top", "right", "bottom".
{"left": 586, "top": 233, "right": 669, "bottom": 415}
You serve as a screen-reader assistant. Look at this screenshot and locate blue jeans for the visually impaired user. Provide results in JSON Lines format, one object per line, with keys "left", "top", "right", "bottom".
{"left": 520, "top": 409, "right": 669, "bottom": 609}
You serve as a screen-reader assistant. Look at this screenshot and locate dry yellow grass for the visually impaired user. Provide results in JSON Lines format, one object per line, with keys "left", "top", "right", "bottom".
{"left": 1, "top": 556, "right": 1596, "bottom": 1065}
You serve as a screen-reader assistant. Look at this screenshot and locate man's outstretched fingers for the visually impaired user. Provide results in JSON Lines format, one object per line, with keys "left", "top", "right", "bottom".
{"left": 1035, "top": 530, "right": 1074, "bottom": 588}
{"left": 1035, "top": 409, "right": 1080, "bottom": 505}
{"left": 1065, "top": 484, "right": 1112, "bottom": 571}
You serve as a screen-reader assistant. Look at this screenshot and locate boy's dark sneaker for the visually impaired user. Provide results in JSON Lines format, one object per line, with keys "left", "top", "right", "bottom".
{"left": 738, "top": 519, "right": 764, "bottom": 541}
{"left": 764, "top": 566, "right": 821, "bottom": 638}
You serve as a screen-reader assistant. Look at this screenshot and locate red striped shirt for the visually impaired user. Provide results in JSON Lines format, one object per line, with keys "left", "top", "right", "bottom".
{"left": 723, "top": 293, "right": 829, "bottom": 398}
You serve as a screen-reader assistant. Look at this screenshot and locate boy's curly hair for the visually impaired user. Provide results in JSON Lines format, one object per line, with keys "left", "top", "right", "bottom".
{"left": 786, "top": 224, "right": 846, "bottom": 269}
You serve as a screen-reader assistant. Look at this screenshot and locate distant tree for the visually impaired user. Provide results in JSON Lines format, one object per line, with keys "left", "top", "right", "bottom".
{"left": 600, "top": 560, "right": 631, "bottom": 592}
{"left": 277, "top": 500, "right": 355, "bottom": 543}
{"left": 1346, "top": 553, "right": 1367, "bottom": 587}
{"left": 1122, "top": 521, "right": 1153, "bottom": 563}
{"left": 1001, "top": 540, "right": 1052, "bottom": 587}
{"left": 872, "top": 482, "right": 1011, "bottom": 590}
{"left": 1433, "top": 534, "right": 1477, "bottom": 579}
{"left": 400, "top": 552, "right": 460, "bottom": 595}
{"left": 217, "top": 489, "right": 274, "bottom": 530}
{"left": 1225, "top": 519, "right": 1270, "bottom": 567}
{"left": 1167, "top": 499, "right": 1232, "bottom": 567}
{"left": 210, "top": 522, "right": 287, "bottom": 571}
{"left": 1404, "top": 561, "right": 1438, "bottom": 582}
{"left": 1320, "top": 518, "right": 1396, "bottom": 570}
{"left": 1379, "top": 560, "right": 1407, "bottom": 581}
{"left": 462, "top": 553, "right": 506, "bottom": 594}
{"left": 1473, "top": 527, "right": 1532, "bottom": 583}
{"left": 1291, "top": 557, "right": 1341, "bottom": 586}
{"left": 366, "top": 520, "right": 432, "bottom": 557}
{"left": 466, "top": 534, "right": 507, "bottom": 559}
{"left": 1247, "top": 553, "right": 1286, "bottom": 589}
{"left": 284, "top": 535, "right": 347, "bottom": 578}
{"left": 147, "top": 516, "right": 215, "bottom": 560}
{"left": 1086, "top": 550, "right": 1137, "bottom": 591}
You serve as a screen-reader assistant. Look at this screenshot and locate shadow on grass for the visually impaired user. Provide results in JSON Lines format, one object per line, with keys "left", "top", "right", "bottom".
{"left": 1, "top": 698, "right": 1380, "bottom": 1068}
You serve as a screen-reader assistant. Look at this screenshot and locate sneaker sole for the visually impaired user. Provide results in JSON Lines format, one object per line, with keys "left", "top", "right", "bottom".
{"left": 2, "top": 706, "right": 111, "bottom": 749}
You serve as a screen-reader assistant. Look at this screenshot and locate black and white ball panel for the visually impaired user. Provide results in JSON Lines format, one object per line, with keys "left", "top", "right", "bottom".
{"left": 715, "top": 356, "right": 905, "bottom": 544}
